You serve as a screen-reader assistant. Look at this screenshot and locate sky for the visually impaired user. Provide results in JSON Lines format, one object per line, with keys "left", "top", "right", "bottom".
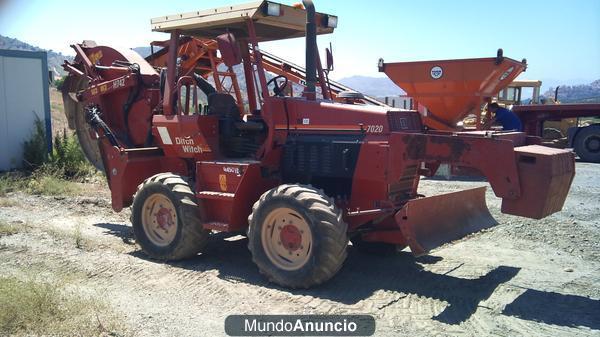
{"left": 1, "top": 0, "right": 599, "bottom": 87}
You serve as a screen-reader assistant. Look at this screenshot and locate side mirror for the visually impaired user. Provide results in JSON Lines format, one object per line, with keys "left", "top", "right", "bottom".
{"left": 325, "top": 47, "right": 334, "bottom": 72}
{"left": 216, "top": 32, "right": 242, "bottom": 67}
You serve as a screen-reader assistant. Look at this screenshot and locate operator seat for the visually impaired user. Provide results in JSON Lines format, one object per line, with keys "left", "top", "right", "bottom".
{"left": 207, "top": 93, "right": 263, "bottom": 157}
{"left": 207, "top": 93, "right": 263, "bottom": 131}
{"left": 208, "top": 93, "right": 240, "bottom": 139}
{"left": 208, "top": 93, "right": 239, "bottom": 118}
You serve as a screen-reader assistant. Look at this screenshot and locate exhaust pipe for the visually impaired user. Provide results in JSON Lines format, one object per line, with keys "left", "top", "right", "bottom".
{"left": 302, "top": 0, "right": 317, "bottom": 99}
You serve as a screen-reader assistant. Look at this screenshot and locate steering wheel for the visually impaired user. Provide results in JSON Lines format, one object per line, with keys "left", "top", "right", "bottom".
{"left": 266, "top": 75, "right": 289, "bottom": 97}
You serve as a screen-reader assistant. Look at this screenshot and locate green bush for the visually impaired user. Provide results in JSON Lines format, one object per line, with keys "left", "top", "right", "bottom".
{"left": 53, "top": 77, "right": 65, "bottom": 90}
{"left": 22, "top": 117, "right": 95, "bottom": 180}
{"left": 50, "top": 129, "right": 94, "bottom": 179}
{"left": 2, "top": 123, "right": 94, "bottom": 197}
{"left": 22, "top": 118, "right": 48, "bottom": 170}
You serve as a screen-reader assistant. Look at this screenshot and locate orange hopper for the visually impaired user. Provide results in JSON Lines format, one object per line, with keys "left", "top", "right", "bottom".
{"left": 379, "top": 51, "right": 527, "bottom": 130}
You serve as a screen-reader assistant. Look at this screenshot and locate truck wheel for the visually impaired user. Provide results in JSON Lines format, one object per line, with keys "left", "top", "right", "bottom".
{"left": 247, "top": 184, "right": 348, "bottom": 288}
{"left": 351, "top": 236, "right": 402, "bottom": 256}
{"left": 131, "top": 173, "right": 209, "bottom": 260}
{"left": 574, "top": 125, "right": 600, "bottom": 163}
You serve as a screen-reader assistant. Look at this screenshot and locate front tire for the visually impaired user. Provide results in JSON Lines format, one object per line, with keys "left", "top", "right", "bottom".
{"left": 131, "top": 173, "right": 209, "bottom": 260}
{"left": 574, "top": 125, "right": 600, "bottom": 163}
{"left": 248, "top": 184, "right": 348, "bottom": 288}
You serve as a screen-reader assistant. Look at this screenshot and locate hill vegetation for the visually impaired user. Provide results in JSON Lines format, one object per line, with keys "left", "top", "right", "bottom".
{"left": 337, "top": 75, "right": 404, "bottom": 97}
{"left": 0, "top": 35, "right": 72, "bottom": 76}
{"left": 2, "top": 35, "right": 597, "bottom": 103}
{"left": 544, "top": 80, "right": 600, "bottom": 103}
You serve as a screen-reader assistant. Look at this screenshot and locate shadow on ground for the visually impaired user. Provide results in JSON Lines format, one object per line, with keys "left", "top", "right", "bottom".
{"left": 96, "top": 223, "right": 600, "bottom": 328}
{"left": 503, "top": 289, "right": 600, "bottom": 330}
{"left": 94, "top": 223, "right": 134, "bottom": 244}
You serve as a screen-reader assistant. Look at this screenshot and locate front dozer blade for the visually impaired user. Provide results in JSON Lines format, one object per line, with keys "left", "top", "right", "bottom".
{"left": 395, "top": 187, "right": 497, "bottom": 257}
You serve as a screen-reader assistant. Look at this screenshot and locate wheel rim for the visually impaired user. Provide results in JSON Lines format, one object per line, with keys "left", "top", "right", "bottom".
{"left": 141, "top": 193, "right": 178, "bottom": 247}
{"left": 585, "top": 135, "right": 600, "bottom": 153}
{"left": 261, "top": 207, "right": 312, "bottom": 271}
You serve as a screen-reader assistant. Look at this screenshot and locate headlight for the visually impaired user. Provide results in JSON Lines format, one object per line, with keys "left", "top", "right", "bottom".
{"left": 264, "top": 2, "right": 282, "bottom": 16}
{"left": 323, "top": 15, "right": 338, "bottom": 28}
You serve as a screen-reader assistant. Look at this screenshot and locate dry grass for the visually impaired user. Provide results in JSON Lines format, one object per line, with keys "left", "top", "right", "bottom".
{"left": 0, "top": 276, "right": 127, "bottom": 336}
{"left": 45, "top": 225, "right": 95, "bottom": 252}
{"left": 0, "top": 198, "right": 16, "bottom": 207}
{"left": 0, "top": 220, "right": 21, "bottom": 237}
{"left": 0, "top": 174, "right": 26, "bottom": 197}
{"left": 50, "top": 87, "right": 69, "bottom": 137}
{"left": 1, "top": 172, "right": 81, "bottom": 197}
{"left": 25, "top": 174, "right": 81, "bottom": 196}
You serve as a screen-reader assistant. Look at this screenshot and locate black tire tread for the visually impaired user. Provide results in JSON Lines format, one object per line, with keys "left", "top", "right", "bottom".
{"left": 247, "top": 184, "right": 348, "bottom": 288}
{"left": 574, "top": 125, "right": 600, "bottom": 163}
{"left": 131, "top": 172, "right": 209, "bottom": 260}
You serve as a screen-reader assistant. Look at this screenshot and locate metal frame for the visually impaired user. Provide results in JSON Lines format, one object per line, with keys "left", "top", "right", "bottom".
{"left": 150, "top": 0, "right": 335, "bottom": 42}
{"left": 0, "top": 49, "right": 52, "bottom": 153}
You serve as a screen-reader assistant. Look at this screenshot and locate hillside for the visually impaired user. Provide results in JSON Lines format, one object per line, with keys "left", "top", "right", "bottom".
{"left": 131, "top": 46, "right": 399, "bottom": 98}
{"left": 337, "top": 75, "right": 600, "bottom": 104}
{"left": 337, "top": 75, "right": 404, "bottom": 97}
{"left": 0, "top": 35, "right": 72, "bottom": 76}
{"left": 3, "top": 35, "right": 597, "bottom": 104}
{"left": 544, "top": 79, "right": 600, "bottom": 103}
{"left": 132, "top": 46, "right": 153, "bottom": 58}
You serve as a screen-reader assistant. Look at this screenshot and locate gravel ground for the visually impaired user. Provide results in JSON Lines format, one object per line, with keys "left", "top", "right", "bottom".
{"left": 0, "top": 162, "right": 598, "bottom": 337}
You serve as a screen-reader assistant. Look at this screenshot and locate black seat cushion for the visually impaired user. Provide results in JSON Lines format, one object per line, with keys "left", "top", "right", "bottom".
{"left": 207, "top": 93, "right": 240, "bottom": 119}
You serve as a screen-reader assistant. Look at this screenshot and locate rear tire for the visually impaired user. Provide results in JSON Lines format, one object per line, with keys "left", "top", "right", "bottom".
{"left": 131, "top": 173, "right": 209, "bottom": 260}
{"left": 248, "top": 184, "right": 348, "bottom": 288}
{"left": 574, "top": 125, "right": 600, "bottom": 163}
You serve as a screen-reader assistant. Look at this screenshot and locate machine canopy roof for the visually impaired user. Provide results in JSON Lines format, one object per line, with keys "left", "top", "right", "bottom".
{"left": 151, "top": 1, "right": 336, "bottom": 42}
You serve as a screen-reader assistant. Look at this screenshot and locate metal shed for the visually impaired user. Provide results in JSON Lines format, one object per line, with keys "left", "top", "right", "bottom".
{"left": 0, "top": 49, "right": 52, "bottom": 171}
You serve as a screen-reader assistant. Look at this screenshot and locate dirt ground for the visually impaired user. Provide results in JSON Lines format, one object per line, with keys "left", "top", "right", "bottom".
{"left": 0, "top": 162, "right": 598, "bottom": 337}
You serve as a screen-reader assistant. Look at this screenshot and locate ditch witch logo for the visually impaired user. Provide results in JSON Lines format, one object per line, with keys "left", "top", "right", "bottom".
{"left": 225, "top": 315, "right": 375, "bottom": 336}
{"left": 175, "top": 137, "right": 202, "bottom": 154}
